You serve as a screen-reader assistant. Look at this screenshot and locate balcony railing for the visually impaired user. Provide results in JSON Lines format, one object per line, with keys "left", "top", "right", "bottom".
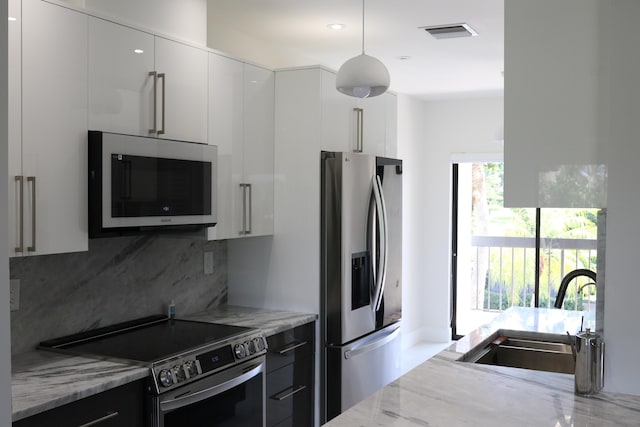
{"left": 470, "top": 236, "right": 597, "bottom": 312}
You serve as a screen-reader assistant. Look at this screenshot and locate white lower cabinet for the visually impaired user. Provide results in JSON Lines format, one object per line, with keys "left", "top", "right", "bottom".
{"left": 8, "top": 0, "right": 89, "bottom": 257}
{"left": 208, "top": 53, "right": 274, "bottom": 240}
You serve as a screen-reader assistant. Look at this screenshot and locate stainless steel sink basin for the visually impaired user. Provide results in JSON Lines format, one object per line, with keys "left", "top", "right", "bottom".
{"left": 464, "top": 336, "right": 575, "bottom": 374}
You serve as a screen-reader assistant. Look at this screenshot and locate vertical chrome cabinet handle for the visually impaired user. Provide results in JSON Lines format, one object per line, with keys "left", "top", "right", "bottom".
{"left": 246, "top": 183, "right": 252, "bottom": 234}
{"left": 149, "top": 71, "right": 158, "bottom": 134}
{"left": 353, "top": 108, "right": 364, "bottom": 152}
{"left": 27, "top": 176, "right": 36, "bottom": 252}
{"left": 158, "top": 72, "right": 166, "bottom": 135}
{"left": 14, "top": 176, "right": 24, "bottom": 252}
{"left": 239, "top": 183, "right": 247, "bottom": 235}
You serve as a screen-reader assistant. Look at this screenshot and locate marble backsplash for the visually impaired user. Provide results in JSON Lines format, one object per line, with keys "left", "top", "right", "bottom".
{"left": 10, "top": 234, "right": 227, "bottom": 355}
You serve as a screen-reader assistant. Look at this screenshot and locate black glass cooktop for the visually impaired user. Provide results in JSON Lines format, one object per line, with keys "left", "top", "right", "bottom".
{"left": 40, "top": 316, "right": 252, "bottom": 363}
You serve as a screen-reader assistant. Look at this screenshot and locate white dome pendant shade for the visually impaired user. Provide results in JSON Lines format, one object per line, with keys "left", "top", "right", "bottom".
{"left": 336, "top": 0, "right": 390, "bottom": 98}
{"left": 336, "top": 54, "right": 390, "bottom": 98}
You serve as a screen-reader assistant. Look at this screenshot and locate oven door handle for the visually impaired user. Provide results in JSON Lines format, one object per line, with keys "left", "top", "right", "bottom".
{"left": 159, "top": 361, "right": 264, "bottom": 412}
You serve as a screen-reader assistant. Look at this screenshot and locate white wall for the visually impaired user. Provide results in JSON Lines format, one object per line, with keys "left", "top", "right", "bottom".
{"left": 1, "top": 3, "right": 12, "bottom": 424}
{"left": 406, "top": 96, "right": 504, "bottom": 342}
{"left": 396, "top": 95, "right": 430, "bottom": 346}
{"left": 58, "top": 0, "right": 207, "bottom": 45}
{"left": 207, "top": 10, "right": 317, "bottom": 69}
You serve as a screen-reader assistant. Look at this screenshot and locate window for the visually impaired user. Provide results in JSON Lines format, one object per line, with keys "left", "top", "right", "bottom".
{"left": 451, "top": 163, "right": 598, "bottom": 339}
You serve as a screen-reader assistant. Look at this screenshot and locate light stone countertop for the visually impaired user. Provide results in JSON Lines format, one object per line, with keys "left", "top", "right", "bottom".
{"left": 185, "top": 304, "right": 317, "bottom": 337}
{"left": 11, "top": 351, "right": 149, "bottom": 422}
{"left": 325, "top": 307, "right": 640, "bottom": 427}
{"left": 11, "top": 305, "right": 316, "bottom": 422}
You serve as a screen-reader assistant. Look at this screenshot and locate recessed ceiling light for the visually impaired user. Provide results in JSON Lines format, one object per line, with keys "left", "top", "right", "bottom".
{"left": 327, "top": 23, "right": 345, "bottom": 30}
{"left": 398, "top": 56, "right": 412, "bottom": 61}
{"left": 8, "top": 17, "right": 17, "bottom": 22}
{"left": 133, "top": 49, "right": 144, "bottom": 54}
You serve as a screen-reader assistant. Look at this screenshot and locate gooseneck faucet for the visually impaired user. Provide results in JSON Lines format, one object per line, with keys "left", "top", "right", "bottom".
{"left": 554, "top": 268, "right": 597, "bottom": 309}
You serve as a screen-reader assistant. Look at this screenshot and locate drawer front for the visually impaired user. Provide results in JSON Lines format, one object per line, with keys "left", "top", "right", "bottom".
{"left": 266, "top": 361, "right": 312, "bottom": 427}
{"left": 266, "top": 322, "right": 314, "bottom": 373}
{"left": 13, "top": 379, "right": 146, "bottom": 427}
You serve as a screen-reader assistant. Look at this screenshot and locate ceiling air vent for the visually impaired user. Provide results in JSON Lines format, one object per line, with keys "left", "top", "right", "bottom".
{"left": 420, "top": 23, "right": 478, "bottom": 39}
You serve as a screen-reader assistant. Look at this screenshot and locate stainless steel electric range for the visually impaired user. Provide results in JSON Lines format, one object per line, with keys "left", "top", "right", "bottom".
{"left": 40, "top": 315, "right": 268, "bottom": 427}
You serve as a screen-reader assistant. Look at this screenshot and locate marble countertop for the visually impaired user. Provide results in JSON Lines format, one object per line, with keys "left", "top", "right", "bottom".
{"left": 11, "top": 305, "right": 316, "bottom": 422}
{"left": 185, "top": 304, "right": 317, "bottom": 337}
{"left": 326, "top": 307, "right": 640, "bottom": 426}
{"left": 11, "top": 351, "right": 149, "bottom": 422}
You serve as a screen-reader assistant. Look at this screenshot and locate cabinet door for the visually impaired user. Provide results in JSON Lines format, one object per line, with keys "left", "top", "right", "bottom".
{"left": 21, "top": 0, "right": 88, "bottom": 256}
{"left": 155, "top": 37, "right": 208, "bottom": 143}
{"left": 243, "top": 63, "right": 274, "bottom": 237}
{"left": 13, "top": 379, "right": 145, "bottom": 427}
{"left": 358, "top": 94, "right": 388, "bottom": 157}
{"left": 266, "top": 322, "right": 315, "bottom": 427}
{"left": 88, "top": 17, "right": 155, "bottom": 137}
{"left": 208, "top": 53, "right": 243, "bottom": 240}
{"left": 8, "top": 0, "right": 22, "bottom": 256}
{"left": 320, "top": 69, "right": 354, "bottom": 152}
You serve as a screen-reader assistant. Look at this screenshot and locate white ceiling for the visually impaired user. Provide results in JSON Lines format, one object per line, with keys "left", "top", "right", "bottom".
{"left": 207, "top": 0, "right": 504, "bottom": 100}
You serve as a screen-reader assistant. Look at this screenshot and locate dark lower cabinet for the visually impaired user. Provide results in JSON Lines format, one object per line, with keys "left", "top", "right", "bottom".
{"left": 13, "top": 379, "right": 146, "bottom": 427}
{"left": 266, "top": 322, "right": 315, "bottom": 427}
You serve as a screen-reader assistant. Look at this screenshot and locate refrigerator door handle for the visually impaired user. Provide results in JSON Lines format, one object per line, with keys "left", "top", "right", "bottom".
{"left": 343, "top": 323, "right": 400, "bottom": 360}
{"left": 371, "top": 174, "right": 388, "bottom": 312}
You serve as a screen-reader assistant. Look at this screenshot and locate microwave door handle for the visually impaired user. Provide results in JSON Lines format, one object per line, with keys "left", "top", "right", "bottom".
{"left": 149, "top": 71, "right": 157, "bottom": 134}
{"left": 119, "top": 160, "right": 131, "bottom": 200}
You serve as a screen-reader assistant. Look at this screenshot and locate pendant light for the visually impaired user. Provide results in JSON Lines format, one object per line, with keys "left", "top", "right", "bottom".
{"left": 336, "top": 0, "right": 390, "bottom": 98}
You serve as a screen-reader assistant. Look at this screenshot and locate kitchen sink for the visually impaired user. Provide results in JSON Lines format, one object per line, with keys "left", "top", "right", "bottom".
{"left": 464, "top": 335, "right": 575, "bottom": 374}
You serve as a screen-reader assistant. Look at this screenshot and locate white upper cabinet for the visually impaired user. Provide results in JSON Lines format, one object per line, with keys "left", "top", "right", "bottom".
{"left": 208, "top": 54, "right": 274, "bottom": 240}
{"left": 208, "top": 53, "right": 243, "bottom": 239}
{"left": 88, "top": 17, "right": 155, "bottom": 137}
{"left": 154, "top": 37, "right": 208, "bottom": 143}
{"left": 88, "top": 18, "right": 208, "bottom": 143}
{"left": 242, "top": 63, "right": 275, "bottom": 237}
{"left": 12, "top": 0, "right": 89, "bottom": 256}
{"left": 358, "top": 93, "right": 397, "bottom": 157}
{"left": 8, "top": 0, "right": 22, "bottom": 256}
{"left": 504, "top": 0, "right": 607, "bottom": 208}
{"left": 303, "top": 67, "right": 396, "bottom": 156}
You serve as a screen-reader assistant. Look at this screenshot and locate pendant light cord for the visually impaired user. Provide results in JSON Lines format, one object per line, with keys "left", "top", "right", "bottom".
{"left": 361, "top": 0, "right": 365, "bottom": 54}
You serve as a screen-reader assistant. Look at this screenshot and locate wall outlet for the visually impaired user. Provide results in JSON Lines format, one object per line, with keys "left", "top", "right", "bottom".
{"left": 203, "top": 251, "right": 214, "bottom": 275}
{"left": 10, "top": 279, "right": 20, "bottom": 311}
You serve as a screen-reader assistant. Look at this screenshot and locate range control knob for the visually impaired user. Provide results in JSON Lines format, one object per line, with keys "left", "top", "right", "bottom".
{"left": 234, "top": 343, "right": 246, "bottom": 359}
{"left": 184, "top": 360, "right": 199, "bottom": 378}
{"left": 173, "top": 365, "right": 187, "bottom": 383}
{"left": 253, "top": 337, "right": 265, "bottom": 352}
{"left": 247, "top": 340, "right": 256, "bottom": 354}
{"left": 158, "top": 369, "right": 174, "bottom": 388}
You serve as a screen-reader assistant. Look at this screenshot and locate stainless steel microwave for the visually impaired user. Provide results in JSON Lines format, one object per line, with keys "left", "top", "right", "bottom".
{"left": 88, "top": 131, "right": 217, "bottom": 238}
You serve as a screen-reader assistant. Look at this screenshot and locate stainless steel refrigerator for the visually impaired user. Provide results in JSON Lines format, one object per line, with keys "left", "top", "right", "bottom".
{"left": 320, "top": 151, "right": 402, "bottom": 423}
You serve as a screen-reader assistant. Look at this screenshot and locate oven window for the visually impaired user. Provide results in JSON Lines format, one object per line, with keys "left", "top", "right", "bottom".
{"left": 163, "top": 372, "right": 263, "bottom": 427}
{"left": 111, "top": 154, "right": 212, "bottom": 217}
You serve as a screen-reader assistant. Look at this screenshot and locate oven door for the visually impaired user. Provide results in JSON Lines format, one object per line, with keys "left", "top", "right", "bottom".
{"left": 151, "top": 357, "right": 265, "bottom": 427}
